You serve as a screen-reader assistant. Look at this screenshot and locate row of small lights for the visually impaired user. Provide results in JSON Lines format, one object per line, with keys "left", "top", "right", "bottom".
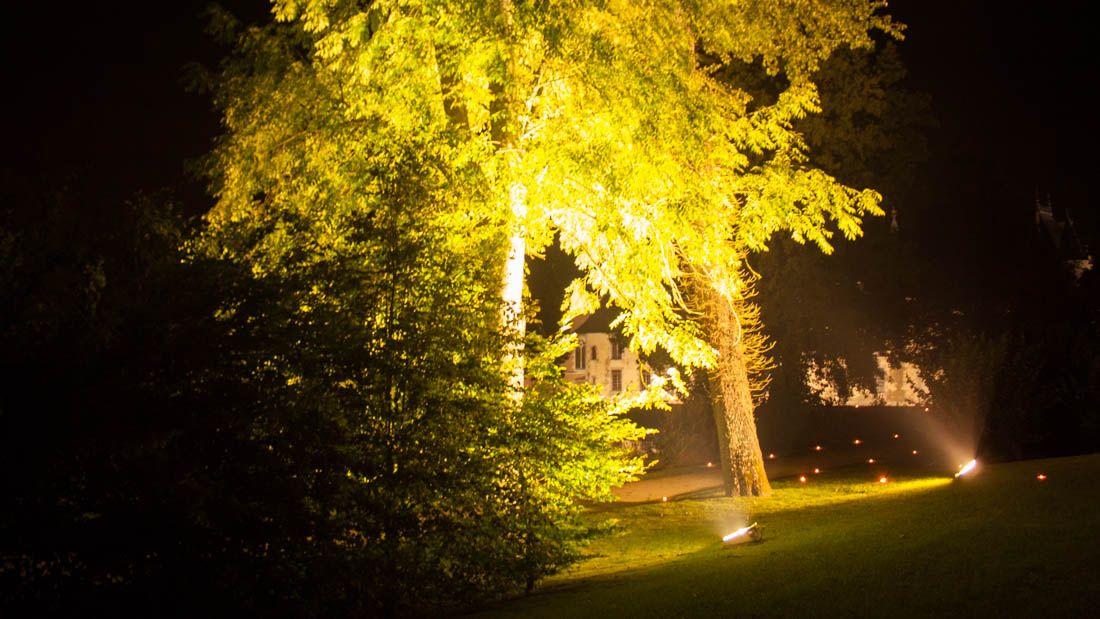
{"left": 761, "top": 435, "right": 1050, "bottom": 486}
{"left": 719, "top": 418, "right": 1052, "bottom": 543}
{"left": 765, "top": 434, "right": 919, "bottom": 484}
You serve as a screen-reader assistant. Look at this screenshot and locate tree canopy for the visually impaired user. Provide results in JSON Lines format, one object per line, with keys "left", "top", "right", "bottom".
{"left": 202, "top": 0, "right": 902, "bottom": 500}
{"left": 185, "top": 0, "right": 906, "bottom": 605}
{"left": 217, "top": 0, "right": 899, "bottom": 371}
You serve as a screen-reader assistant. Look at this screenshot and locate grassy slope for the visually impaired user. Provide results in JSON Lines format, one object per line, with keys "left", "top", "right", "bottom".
{"left": 473, "top": 454, "right": 1100, "bottom": 618}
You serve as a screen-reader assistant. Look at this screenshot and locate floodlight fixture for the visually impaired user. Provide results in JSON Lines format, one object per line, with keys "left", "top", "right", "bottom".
{"left": 954, "top": 459, "right": 978, "bottom": 479}
{"left": 722, "top": 522, "right": 763, "bottom": 544}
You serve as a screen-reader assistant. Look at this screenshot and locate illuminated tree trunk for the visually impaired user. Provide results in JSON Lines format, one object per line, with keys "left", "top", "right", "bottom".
{"left": 492, "top": 0, "right": 526, "bottom": 393}
{"left": 703, "top": 287, "right": 772, "bottom": 497}
{"left": 435, "top": 0, "right": 528, "bottom": 392}
{"left": 501, "top": 188, "right": 526, "bottom": 392}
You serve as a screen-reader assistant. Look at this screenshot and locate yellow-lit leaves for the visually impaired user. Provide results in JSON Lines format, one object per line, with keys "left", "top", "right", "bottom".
{"left": 240, "top": 0, "right": 894, "bottom": 374}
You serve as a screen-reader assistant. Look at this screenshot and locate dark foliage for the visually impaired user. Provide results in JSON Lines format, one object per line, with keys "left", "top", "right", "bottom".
{"left": 0, "top": 155, "right": 639, "bottom": 616}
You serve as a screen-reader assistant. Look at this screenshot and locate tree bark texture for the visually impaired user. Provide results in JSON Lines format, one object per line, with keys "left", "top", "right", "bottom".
{"left": 702, "top": 287, "right": 772, "bottom": 497}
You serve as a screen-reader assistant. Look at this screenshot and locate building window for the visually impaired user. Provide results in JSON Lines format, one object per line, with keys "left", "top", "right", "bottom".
{"left": 611, "top": 369, "right": 622, "bottom": 392}
{"left": 591, "top": 345, "right": 597, "bottom": 361}
{"left": 611, "top": 338, "right": 623, "bottom": 360}
{"left": 574, "top": 343, "right": 586, "bottom": 370}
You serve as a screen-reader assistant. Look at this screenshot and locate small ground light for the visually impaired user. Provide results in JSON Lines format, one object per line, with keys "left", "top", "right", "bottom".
{"left": 662, "top": 496, "right": 668, "bottom": 502}
{"left": 813, "top": 468, "right": 821, "bottom": 474}
{"left": 879, "top": 476, "right": 888, "bottom": 484}
{"left": 853, "top": 438, "right": 862, "bottom": 445}
{"left": 799, "top": 475, "right": 807, "bottom": 483}
{"left": 954, "top": 459, "right": 978, "bottom": 478}
{"left": 722, "top": 522, "right": 763, "bottom": 544}
{"left": 706, "top": 462, "right": 714, "bottom": 468}
{"left": 893, "top": 433, "right": 900, "bottom": 439}
{"left": 867, "top": 458, "right": 876, "bottom": 464}
{"left": 768, "top": 453, "right": 776, "bottom": 459}
{"left": 814, "top": 445, "right": 823, "bottom": 451}
{"left": 1037, "top": 474, "right": 1047, "bottom": 481}
{"left": 912, "top": 450, "right": 919, "bottom": 455}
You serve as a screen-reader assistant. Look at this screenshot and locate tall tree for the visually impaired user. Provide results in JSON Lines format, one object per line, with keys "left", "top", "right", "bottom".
{"left": 200, "top": 14, "right": 646, "bottom": 609}
{"left": 249, "top": 0, "right": 897, "bottom": 497}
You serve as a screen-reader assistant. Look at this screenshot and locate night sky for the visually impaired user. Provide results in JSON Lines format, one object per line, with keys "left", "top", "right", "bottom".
{"left": 892, "top": 1, "right": 1096, "bottom": 233}
{"left": 3, "top": 1, "right": 1095, "bottom": 239}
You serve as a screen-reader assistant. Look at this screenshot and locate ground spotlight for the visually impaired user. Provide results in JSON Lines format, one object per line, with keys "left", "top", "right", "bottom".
{"left": 954, "top": 459, "right": 978, "bottom": 479}
{"left": 722, "top": 522, "right": 763, "bottom": 544}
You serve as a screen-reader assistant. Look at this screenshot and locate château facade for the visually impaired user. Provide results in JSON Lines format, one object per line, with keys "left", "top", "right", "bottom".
{"left": 561, "top": 308, "right": 647, "bottom": 399}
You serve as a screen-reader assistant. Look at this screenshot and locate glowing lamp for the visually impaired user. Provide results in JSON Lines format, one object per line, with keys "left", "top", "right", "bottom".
{"left": 662, "top": 496, "right": 668, "bottom": 502}
{"left": 954, "top": 459, "right": 978, "bottom": 478}
{"left": 814, "top": 445, "right": 823, "bottom": 452}
{"left": 768, "top": 453, "right": 776, "bottom": 460}
{"left": 912, "top": 450, "right": 919, "bottom": 455}
{"left": 813, "top": 468, "right": 821, "bottom": 474}
{"left": 853, "top": 439, "right": 862, "bottom": 445}
{"left": 879, "top": 476, "right": 888, "bottom": 484}
{"left": 706, "top": 462, "right": 714, "bottom": 468}
{"left": 893, "top": 434, "right": 900, "bottom": 439}
{"left": 799, "top": 475, "right": 807, "bottom": 483}
{"left": 1037, "top": 474, "right": 1047, "bottom": 481}
{"left": 867, "top": 458, "right": 875, "bottom": 464}
{"left": 722, "top": 522, "right": 763, "bottom": 544}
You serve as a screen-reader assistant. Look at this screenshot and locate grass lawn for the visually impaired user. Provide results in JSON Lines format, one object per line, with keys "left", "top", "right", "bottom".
{"left": 470, "top": 454, "right": 1100, "bottom": 617}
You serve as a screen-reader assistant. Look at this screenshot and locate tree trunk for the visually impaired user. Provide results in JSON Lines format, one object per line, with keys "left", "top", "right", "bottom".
{"left": 704, "top": 287, "right": 771, "bottom": 497}
{"left": 490, "top": 0, "right": 526, "bottom": 393}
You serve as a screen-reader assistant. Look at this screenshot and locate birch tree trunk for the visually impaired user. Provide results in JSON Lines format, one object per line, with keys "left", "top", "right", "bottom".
{"left": 492, "top": 0, "right": 526, "bottom": 392}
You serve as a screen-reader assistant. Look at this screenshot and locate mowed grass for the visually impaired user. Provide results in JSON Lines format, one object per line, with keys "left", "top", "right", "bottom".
{"left": 471, "top": 454, "right": 1100, "bottom": 618}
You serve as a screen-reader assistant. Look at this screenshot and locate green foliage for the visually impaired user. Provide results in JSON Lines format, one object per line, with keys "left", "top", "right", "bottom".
{"left": 192, "top": 11, "right": 651, "bottom": 611}
{"left": 264, "top": 0, "right": 897, "bottom": 371}
{"left": 0, "top": 171, "right": 647, "bottom": 616}
{"left": 230, "top": 0, "right": 906, "bottom": 505}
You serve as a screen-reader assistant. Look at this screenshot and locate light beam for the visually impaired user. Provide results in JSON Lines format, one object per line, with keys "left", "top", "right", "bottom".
{"left": 722, "top": 522, "right": 761, "bottom": 543}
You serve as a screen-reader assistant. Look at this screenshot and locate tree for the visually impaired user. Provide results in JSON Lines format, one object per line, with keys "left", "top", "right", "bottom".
{"left": 755, "top": 42, "right": 933, "bottom": 417}
{"left": 254, "top": 0, "right": 899, "bottom": 496}
{"left": 200, "top": 15, "right": 646, "bottom": 611}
